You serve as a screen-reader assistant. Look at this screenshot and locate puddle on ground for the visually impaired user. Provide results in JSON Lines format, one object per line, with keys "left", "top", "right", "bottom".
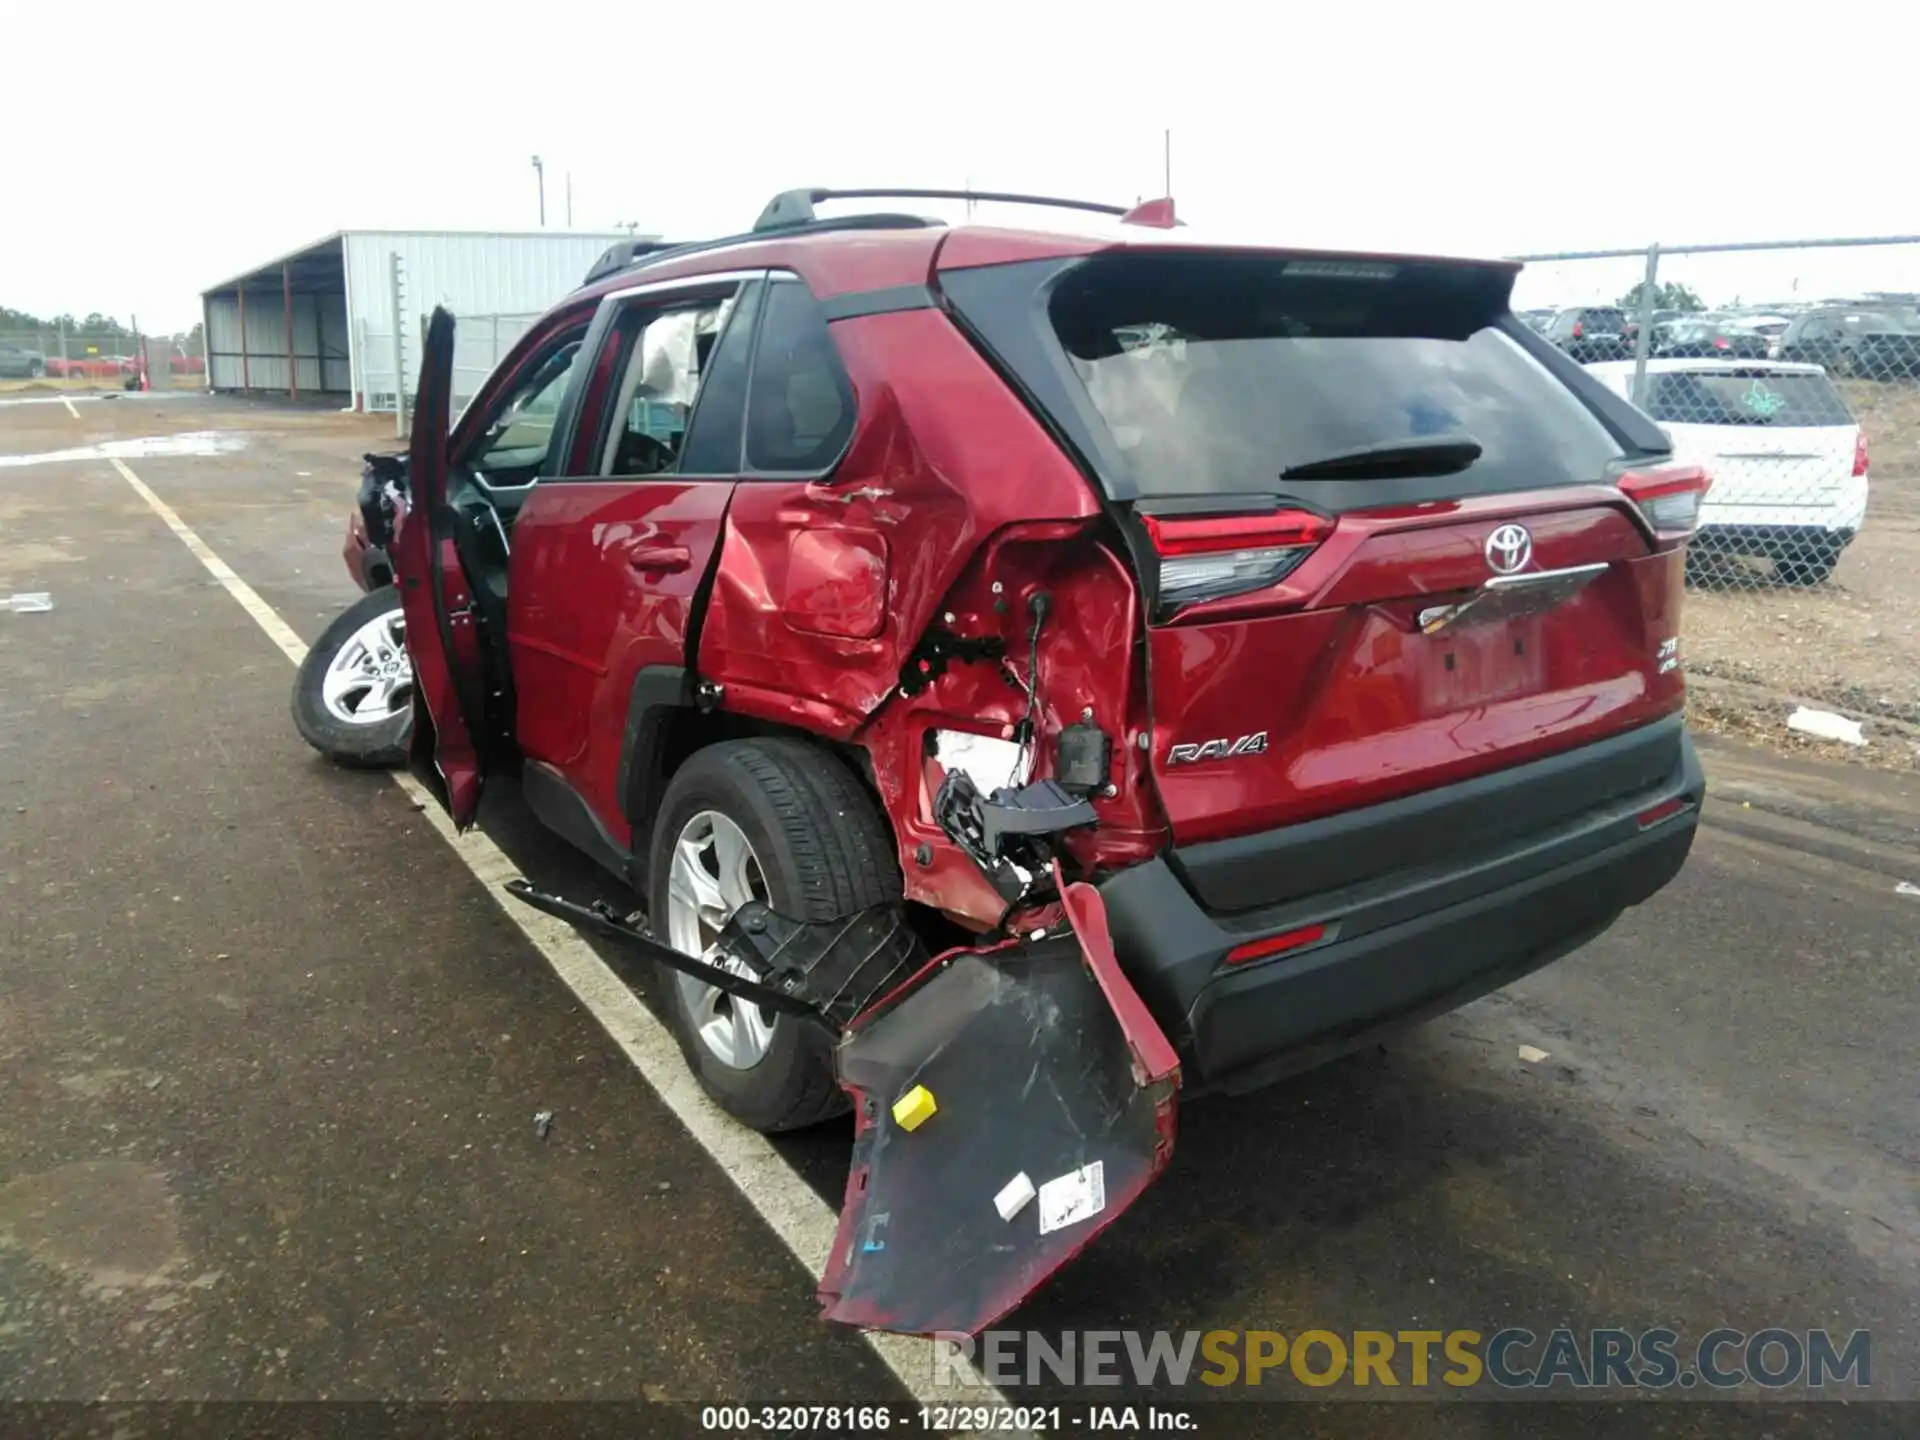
{"left": 0, "top": 1161, "right": 185, "bottom": 1294}
{"left": 0, "top": 432, "right": 247, "bottom": 469}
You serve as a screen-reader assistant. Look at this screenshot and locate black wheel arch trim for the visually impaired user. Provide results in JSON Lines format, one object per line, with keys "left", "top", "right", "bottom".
{"left": 617, "top": 664, "right": 697, "bottom": 850}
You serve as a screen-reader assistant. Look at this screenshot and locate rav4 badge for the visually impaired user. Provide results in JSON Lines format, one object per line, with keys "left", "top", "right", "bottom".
{"left": 1167, "top": 731, "right": 1269, "bottom": 765}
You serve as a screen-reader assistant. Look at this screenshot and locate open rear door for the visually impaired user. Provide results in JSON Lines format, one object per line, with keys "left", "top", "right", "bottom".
{"left": 820, "top": 876, "right": 1181, "bottom": 1337}
{"left": 392, "top": 307, "right": 491, "bottom": 828}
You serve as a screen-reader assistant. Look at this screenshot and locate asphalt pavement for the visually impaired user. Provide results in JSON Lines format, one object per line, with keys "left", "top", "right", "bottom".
{"left": 0, "top": 394, "right": 1914, "bottom": 1436}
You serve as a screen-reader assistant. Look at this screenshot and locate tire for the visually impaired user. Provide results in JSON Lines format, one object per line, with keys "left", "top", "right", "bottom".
{"left": 1829, "top": 349, "right": 1854, "bottom": 379}
{"left": 28, "top": 361, "right": 45, "bottom": 379}
{"left": 649, "top": 738, "right": 903, "bottom": 1133}
{"left": 290, "top": 587, "right": 413, "bottom": 767}
{"left": 1774, "top": 548, "right": 1840, "bottom": 586}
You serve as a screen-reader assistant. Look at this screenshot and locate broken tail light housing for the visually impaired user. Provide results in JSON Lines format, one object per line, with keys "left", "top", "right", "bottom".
{"left": 1853, "top": 432, "right": 1869, "bottom": 478}
{"left": 1617, "top": 464, "right": 1712, "bottom": 543}
{"left": 1141, "top": 509, "right": 1332, "bottom": 611}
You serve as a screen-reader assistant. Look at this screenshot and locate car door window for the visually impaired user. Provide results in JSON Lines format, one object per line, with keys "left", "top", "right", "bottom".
{"left": 596, "top": 292, "right": 739, "bottom": 478}
{"left": 676, "top": 281, "right": 762, "bottom": 476}
{"left": 469, "top": 338, "right": 584, "bottom": 478}
{"left": 744, "top": 279, "right": 857, "bottom": 475}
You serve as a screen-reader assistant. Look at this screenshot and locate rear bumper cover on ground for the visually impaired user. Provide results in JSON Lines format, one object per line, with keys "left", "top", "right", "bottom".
{"left": 1101, "top": 718, "right": 1705, "bottom": 1093}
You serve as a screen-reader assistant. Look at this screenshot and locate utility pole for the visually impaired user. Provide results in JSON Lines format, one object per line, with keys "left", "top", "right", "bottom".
{"left": 532, "top": 155, "right": 545, "bottom": 226}
{"left": 566, "top": 172, "right": 573, "bottom": 228}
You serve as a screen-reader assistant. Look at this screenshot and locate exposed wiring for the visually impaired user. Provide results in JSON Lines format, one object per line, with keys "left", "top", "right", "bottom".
{"left": 1016, "top": 592, "right": 1051, "bottom": 786}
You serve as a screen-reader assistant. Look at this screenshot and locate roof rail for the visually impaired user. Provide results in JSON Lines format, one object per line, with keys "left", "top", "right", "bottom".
{"left": 578, "top": 215, "right": 945, "bottom": 291}
{"left": 583, "top": 238, "right": 678, "bottom": 287}
{"left": 753, "top": 187, "right": 1129, "bottom": 233}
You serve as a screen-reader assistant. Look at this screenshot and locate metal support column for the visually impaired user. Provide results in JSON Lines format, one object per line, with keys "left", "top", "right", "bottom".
{"left": 1631, "top": 243, "right": 1659, "bottom": 406}
{"left": 389, "top": 252, "right": 407, "bottom": 437}
{"left": 238, "top": 287, "right": 249, "bottom": 391}
{"left": 283, "top": 263, "right": 296, "bottom": 400}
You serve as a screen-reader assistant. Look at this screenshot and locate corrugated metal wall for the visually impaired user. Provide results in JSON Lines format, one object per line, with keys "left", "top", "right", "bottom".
{"left": 345, "top": 231, "right": 628, "bottom": 411}
{"left": 206, "top": 290, "right": 350, "bottom": 393}
{"left": 207, "top": 231, "right": 631, "bottom": 406}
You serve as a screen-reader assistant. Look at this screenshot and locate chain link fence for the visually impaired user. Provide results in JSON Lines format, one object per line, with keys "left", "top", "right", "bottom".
{"left": 0, "top": 326, "right": 205, "bottom": 391}
{"left": 1514, "top": 237, "right": 1920, "bottom": 753}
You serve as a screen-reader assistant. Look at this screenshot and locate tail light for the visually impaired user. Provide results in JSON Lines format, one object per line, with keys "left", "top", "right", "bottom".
{"left": 1572, "top": 321, "right": 1585, "bottom": 339}
{"left": 1712, "top": 336, "right": 1729, "bottom": 350}
{"left": 1618, "top": 464, "right": 1712, "bottom": 542}
{"left": 1141, "top": 509, "right": 1332, "bottom": 610}
{"left": 1853, "top": 432, "right": 1870, "bottom": 477}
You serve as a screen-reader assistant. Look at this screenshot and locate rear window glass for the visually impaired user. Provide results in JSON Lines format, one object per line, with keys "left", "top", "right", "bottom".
{"left": 1049, "top": 255, "right": 1625, "bottom": 503}
{"left": 1581, "top": 308, "right": 1627, "bottom": 329}
{"left": 1844, "top": 311, "right": 1912, "bottom": 332}
{"left": 1641, "top": 370, "right": 1854, "bottom": 427}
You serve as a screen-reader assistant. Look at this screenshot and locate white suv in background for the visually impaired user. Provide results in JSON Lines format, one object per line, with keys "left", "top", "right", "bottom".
{"left": 1588, "top": 359, "right": 1868, "bottom": 584}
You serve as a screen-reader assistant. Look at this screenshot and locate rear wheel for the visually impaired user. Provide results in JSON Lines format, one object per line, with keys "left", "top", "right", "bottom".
{"left": 649, "top": 738, "right": 903, "bottom": 1133}
{"left": 1774, "top": 546, "right": 1840, "bottom": 586}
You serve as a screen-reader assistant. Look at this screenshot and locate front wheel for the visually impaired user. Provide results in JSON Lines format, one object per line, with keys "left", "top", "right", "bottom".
{"left": 291, "top": 587, "right": 413, "bottom": 767}
{"left": 649, "top": 738, "right": 904, "bottom": 1133}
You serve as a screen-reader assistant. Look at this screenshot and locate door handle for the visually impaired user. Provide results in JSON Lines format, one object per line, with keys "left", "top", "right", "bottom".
{"left": 627, "top": 544, "right": 692, "bottom": 574}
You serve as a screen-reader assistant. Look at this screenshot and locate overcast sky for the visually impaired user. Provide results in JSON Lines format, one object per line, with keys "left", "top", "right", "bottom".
{"left": 9, "top": 0, "right": 1918, "bottom": 331}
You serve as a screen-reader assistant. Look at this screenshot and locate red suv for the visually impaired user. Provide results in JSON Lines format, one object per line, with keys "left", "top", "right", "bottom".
{"left": 393, "top": 189, "right": 1706, "bottom": 1333}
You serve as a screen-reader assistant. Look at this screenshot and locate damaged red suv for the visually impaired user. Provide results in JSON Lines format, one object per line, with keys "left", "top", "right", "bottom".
{"left": 391, "top": 188, "right": 1705, "bottom": 1335}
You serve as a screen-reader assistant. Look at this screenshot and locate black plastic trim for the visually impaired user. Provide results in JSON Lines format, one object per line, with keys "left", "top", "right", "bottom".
{"left": 522, "top": 760, "right": 632, "bottom": 882}
{"left": 615, "top": 665, "right": 696, "bottom": 850}
{"left": 1099, "top": 726, "right": 1705, "bottom": 1088}
{"left": 1172, "top": 713, "right": 1688, "bottom": 913}
{"left": 820, "top": 283, "right": 936, "bottom": 322}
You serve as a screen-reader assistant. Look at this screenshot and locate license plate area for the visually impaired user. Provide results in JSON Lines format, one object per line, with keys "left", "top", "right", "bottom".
{"left": 1417, "top": 562, "right": 1607, "bottom": 637}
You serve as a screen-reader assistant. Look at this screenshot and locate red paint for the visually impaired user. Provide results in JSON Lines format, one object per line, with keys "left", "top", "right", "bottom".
{"left": 781, "top": 528, "right": 890, "bottom": 639}
{"left": 389, "top": 309, "right": 486, "bottom": 828}
{"left": 507, "top": 479, "right": 736, "bottom": 839}
{"left": 1144, "top": 495, "right": 1683, "bottom": 842}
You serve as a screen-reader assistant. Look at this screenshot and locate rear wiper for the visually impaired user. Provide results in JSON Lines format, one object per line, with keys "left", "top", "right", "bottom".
{"left": 1280, "top": 436, "right": 1484, "bottom": 481}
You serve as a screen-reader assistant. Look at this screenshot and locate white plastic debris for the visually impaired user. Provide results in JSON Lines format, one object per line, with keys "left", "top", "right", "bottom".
{"left": 1517, "top": 1045, "right": 1551, "bottom": 1064}
{"left": 5, "top": 593, "right": 53, "bottom": 613}
{"left": 993, "top": 1172, "right": 1037, "bottom": 1222}
{"left": 533, "top": 1109, "right": 555, "bottom": 1140}
{"left": 1786, "top": 707, "right": 1866, "bottom": 747}
{"left": 932, "top": 729, "right": 1028, "bottom": 790}
{"left": 1897, "top": 882, "right": 1920, "bottom": 898}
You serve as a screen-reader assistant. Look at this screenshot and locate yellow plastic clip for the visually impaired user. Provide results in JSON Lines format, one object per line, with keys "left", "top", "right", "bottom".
{"left": 891, "top": 1084, "right": 938, "bottom": 1132}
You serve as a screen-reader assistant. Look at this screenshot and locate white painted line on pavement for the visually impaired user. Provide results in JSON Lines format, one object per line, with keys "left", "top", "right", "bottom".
{"left": 62, "top": 396, "right": 80, "bottom": 419}
{"left": 109, "top": 455, "right": 1011, "bottom": 1422}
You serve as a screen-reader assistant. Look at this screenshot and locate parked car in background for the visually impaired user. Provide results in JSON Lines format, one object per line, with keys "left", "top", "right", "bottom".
{"left": 0, "top": 341, "right": 47, "bottom": 378}
{"left": 1777, "top": 308, "right": 1920, "bottom": 379}
{"left": 1518, "top": 308, "right": 1555, "bottom": 334}
{"left": 1545, "top": 306, "right": 1631, "bottom": 361}
{"left": 1732, "top": 313, "right": 1793, "bottom": 359}
{"left": 1652, "top": 318, "right": 1769, "bottom": 360}
{"left": 1591, "top": 359, "right": 1867, "bottom": 584}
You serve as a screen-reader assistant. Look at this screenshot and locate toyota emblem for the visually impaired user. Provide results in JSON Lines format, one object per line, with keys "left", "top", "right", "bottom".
{"left": 1484, "top": 523, "right": 1533, "bottom": 575}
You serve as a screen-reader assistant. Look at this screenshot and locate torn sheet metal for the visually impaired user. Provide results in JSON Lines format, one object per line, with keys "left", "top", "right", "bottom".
{"left": 819, "top": 872, "right": 1180, "bottom": 1337}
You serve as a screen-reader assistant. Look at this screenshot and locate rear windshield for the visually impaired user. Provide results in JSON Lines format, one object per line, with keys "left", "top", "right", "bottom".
{"left": 1043, "top": 254, "right": 1625, "bottom": 503}
{"left": 1581, "top": 308, "right": 1627, "bottom": 329}
{"left": 1641, "top": 370, "right": 1854, "bottom": 427}
{"left": 1844, "top": 311, "right": 1913, "bottom": 333}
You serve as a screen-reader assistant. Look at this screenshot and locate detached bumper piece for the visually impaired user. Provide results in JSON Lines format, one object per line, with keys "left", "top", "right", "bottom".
{"left": 819, "top": 876, "right": 1181, "bottom": 1337}
{"left": 502, "top": 881, "right": 921, "bottom": 1027}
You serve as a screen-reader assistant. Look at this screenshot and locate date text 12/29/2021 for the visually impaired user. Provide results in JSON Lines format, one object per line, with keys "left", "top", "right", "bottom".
{"left": 699, "top": 1405, "right": 1197, "bottom": 1432}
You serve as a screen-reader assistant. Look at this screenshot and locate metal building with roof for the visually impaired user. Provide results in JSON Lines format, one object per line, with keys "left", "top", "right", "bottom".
{"left": 200, "top": 229, "right": 649, "bottom": 412}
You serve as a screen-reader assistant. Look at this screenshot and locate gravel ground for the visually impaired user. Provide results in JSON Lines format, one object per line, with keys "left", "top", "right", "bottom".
{"left": 1681, "top": 379, "right": 1920, "bottom": 770}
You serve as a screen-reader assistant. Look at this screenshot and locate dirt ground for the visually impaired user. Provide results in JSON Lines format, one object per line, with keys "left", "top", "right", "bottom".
{"left": 1681, "top": 380, "right": 1920, "bottom": 770}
